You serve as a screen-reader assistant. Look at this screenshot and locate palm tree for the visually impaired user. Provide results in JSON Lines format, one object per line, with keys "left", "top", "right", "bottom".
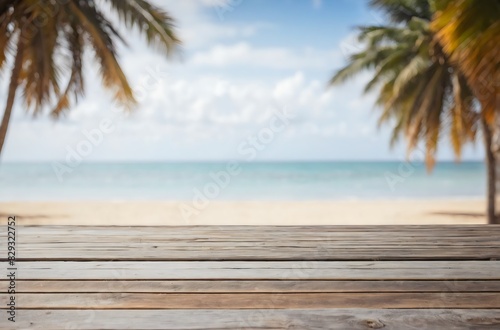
{"left": 431, "top": 0, "right": 500, "bottom": 224}
{"left": 329, "top": 0, "right": 492, "bottom": 220}
{"left": 0, "top": 0, "right": 180, "bottom": 157}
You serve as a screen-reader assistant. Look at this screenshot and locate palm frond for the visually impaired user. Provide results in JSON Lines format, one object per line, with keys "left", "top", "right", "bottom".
{"left": 370, "top": 0, "right": 431, "bottom": 23}
{"left": 0, "top": 17, "right": 14, "bottom": 71}
{"left": 107, "top": 0, "right": 181, "bottom": 56}
{"left": 19, "top": 5, "right": 61, "bottom": 115}
{"left": 432, "top": 0, "right": 500, "bottom": 123}
{"left": 363, "top": 45, "right": 410, "bottom": 93}
{"left": 69, "top": 0, "right": 135, "bottom": 107}
{"left": 330, "top": 46, "right": 399, "bottom": 86}
{"left": 393, "top": 56, "right": 429, "bottom": 95}
{"left": 52, "top": 22, "right": 85, "bottom": 117}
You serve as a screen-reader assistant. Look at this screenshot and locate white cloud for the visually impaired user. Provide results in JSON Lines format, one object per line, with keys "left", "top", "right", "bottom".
{"left": 198, "top": 0, "right": 234, "bottom": 7}
{"left": 159, "top": 0, "right": 267, "bottom": 49}
{"left": 5, "top": 67, "right": 381, "bottom": 161}
{"left": 190, "top": 42, "right": 341, "bottom": 69}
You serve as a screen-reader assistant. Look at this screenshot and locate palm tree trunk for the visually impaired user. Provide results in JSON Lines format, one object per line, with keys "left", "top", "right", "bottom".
{"left": 0, "top": 40, "right": 25, "bottom": 158}
{"left": 481, "top": 118, "right": 497, "bottom": 224}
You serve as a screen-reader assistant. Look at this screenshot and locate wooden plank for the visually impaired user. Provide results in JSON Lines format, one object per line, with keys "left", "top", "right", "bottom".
{"left": 4, "top": 309, "right": 500, "bottom": 329}
{"left": 4, "top": 225, "right": 499, "bottom": 261}
{"left": 3, "top": 293, "right": 500, "bottom": 309}
{"left": 13, "top": 229, "right": 500, "bottom": 239}
{"left": 12, "top": 261, "right": 500, "bottom": 280}
{"left": 10, "top": 248, "right": 500, "bottom": 262}
{"left": 3, "top": 280, "right": 500, "bottom": 293}
{"left": 11, "top": 224, "right": 500, "bottom": 231}
{"left": 10, "top": 247, "right": 500, "bottom": 262}
{"left": 15, "top": 238, "right": 500, "bottom": 245}
{"left": 18, "top": 237, "right": 500, "bottom": 244}
{"left": 8, "top": 228, "right": 500, "bottom": 246}
{"left": 7, "top": 225, "right": 500, "bottom": 240}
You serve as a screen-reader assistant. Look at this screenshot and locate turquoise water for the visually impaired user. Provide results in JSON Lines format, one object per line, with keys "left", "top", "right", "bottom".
{"left": 0, "top": 161, "right": 484, "bottom": 201}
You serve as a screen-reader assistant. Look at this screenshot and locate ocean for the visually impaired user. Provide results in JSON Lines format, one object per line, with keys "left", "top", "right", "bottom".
{"left": 0, "top": 161, "right": 484, "bottom": 201}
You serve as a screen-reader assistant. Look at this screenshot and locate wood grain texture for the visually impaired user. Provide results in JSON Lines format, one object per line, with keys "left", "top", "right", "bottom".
{"left": 2, "top": 225, "right": 499, "bottom": 261}
{"left": 12, "top": 248, "right": 500, "bottom": 261}
{"left": 4, "top": 309, "right": 500, "bottom": 329}
{"left": 12, "top": 260, "right": 500, "bottom": 280}
{"left": 3, "top": 280, "right": 499, "bottom": 293}
{"left": 3, "top": 292, "right": 500, "bottom": 309}
{"left": 2, "top": 225, "right": 499, "bottom": 329}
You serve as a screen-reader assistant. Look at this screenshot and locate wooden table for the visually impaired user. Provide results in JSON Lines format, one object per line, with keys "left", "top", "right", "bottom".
{"left": 1, "top": 225, "right": 500, "bottom": 329}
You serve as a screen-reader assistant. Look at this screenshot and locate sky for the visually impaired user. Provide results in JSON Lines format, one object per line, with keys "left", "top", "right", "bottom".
{"left": 1, "top": 0, "right": 483, "bottom": 162}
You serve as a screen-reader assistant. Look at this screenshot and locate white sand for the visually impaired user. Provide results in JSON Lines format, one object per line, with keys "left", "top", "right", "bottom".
{"left": 0, "top": 199, "right": 486, "bottom": 225}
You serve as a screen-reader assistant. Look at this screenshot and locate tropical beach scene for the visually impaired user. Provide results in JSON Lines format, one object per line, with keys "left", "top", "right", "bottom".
{"left": 0, "top": 0, "right": 499, "bottom": 329}
{"left": 0, "top": 161, "right": 489, "bottom": 225}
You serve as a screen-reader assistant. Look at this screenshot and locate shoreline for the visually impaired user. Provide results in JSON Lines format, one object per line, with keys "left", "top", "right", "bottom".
{"left": 0, "top": 199, "right": 486, "bottom": 225}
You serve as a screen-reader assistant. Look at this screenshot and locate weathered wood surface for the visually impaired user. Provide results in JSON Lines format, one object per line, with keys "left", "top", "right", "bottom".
{"left": 0, "top": 225, "right": 499, "bottom": 329}
{"left": 3, "top": 280, "right": 499, "bottom": 293}
{"left": 2, "top": 225, "right": 500, "bottom": 261}
{"left": 10, "top": 261, "right": 500, "bottom": 280}
{"left": 9, "top": 309, "right": 500, "bottom": 330}
{"left": 4, "top": 292, "right": 500, "bottom": 309}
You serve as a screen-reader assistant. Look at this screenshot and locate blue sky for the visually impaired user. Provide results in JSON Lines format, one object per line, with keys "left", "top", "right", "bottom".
{"left": 2, "top": 0, "right": 483, "bottom": 162}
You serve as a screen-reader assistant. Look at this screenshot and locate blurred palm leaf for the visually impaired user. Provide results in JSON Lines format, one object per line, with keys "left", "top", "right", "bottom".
{"left": 0, "top": 0, "right": 181, "bottom": 155}
{"left": 431, "top": 0, "right": 500, "bottom": 123}
{"left": 330, "top": 0, "right": 477, "bottom": 171}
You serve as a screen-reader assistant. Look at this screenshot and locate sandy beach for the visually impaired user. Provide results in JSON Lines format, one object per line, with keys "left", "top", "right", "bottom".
{"left": 0, "top": 199, "right": 486, "bottom": 225}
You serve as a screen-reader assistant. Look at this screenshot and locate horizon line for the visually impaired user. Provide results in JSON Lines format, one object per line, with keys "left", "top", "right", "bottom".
{"left": 0, "top": 159, "right": 484, "bottom": 164}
